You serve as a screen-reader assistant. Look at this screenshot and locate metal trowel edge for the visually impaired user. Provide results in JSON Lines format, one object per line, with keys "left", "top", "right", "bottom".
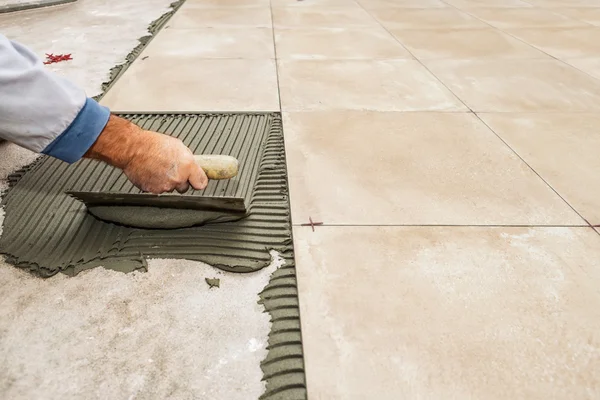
{"left": 66, "top": 191, "right": 247, "bottom": 214}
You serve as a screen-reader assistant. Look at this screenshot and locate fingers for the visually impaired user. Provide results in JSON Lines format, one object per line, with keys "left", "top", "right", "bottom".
{"left": 121, "top": 130, "right": 210, "bottom": 194}
{"left": 175, "top": 181, "right": 190, "bottom": 194}
{"left": 187, "top": 161, "right": 209, "bottom": 191}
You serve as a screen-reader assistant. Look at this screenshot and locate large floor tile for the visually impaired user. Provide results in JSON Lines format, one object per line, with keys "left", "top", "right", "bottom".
{"left": 295, "top": 225, "right": 600, "bottom": 400}
{"left": 272, "top": 6, "right": 377, "bottom": 28}
{"left": 369, "top": 8, "right": 487, "bottom": 30}
{"left": 168, "top": 6, "right": 272, "bottom": 28}
{"left": 566, "top": 57, "right": 600, "bottom": 80}
{"left": 425, "top": 59, "right": 600, "bottom": 112}
{"left": 463, "top": 7, "right": 590, "bottom": 28}
{"left": 443, "top": 0, "right": 532, "bottom": 7}
{"left": 101, "top": 58, "right": 278, "bottom": 112}
{"left": 357, "top": 0, "right": 449, "bottom": 8}
{"left": 554, "top": 7, "right": 600, "bottom": 26}
{"left": 508, "top": 27, "right": 600, "bottom": 59}
{"left": 274, "top": 28, "right": 411, "bottom": 59}
{"left": 141, "top": 28, "right": 274, "bottom": 58}
{"left": 277, "top": 60, "right": 466, "bottom": 111}
{"left": 480, "top": 113, "right": 600, "bottom": 224}
{"left": 390, "top": 28, "right": 547, "bottom": 60}
{"left": 283, "top": 111, "right": 582, "bottom": 225}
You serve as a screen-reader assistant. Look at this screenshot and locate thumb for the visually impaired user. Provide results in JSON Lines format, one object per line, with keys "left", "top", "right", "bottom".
{"left": 188, "top": 161, "right": 209, "bottom": 190}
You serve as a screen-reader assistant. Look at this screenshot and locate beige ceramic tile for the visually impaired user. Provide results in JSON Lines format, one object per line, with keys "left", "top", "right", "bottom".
{"left": 101, "top": 58, "right": 279, "bottom": 112}
{"left": 184, "top": 0, "right": 270, "bottom": 7}
{"left": 274, "top": 28, "right": 411, "bottom": 59}
{"left": 357, "top": 0, "right": 449, "bottom": 8}
{"left": 444, "top": 0, "right": 532, "bottom": 7}
{"left": 463, "top": 7, "right": 590, "bottom": 28}
{"left": 369, "top": 8, "right": 487, "bottom": 30}
{"left": 295, "top": 225, "right": 600, "bottom": 400}
{"left": 425, "top": 59, "right": 600, "bottom": 112}
{"left": 277, "top": 60, "right": 466, "bottom": 111}
{"left": 272, "top": 6, "right": 378, "bottom": 28}
{"left": 391, "top": 28, "right": 547, "bottom": 60}
{"left": 480, "top": 113, "right": 600, "bottom": 224}
{"left": 566, "top": 57, "right": 600, "bottom": 80}
{"left": 554, "top": 7, "right": 600, "bottom": 26}
{"left": 507, "top": 28, "right": 600, "bottom": 59}
{"left": 284, "top": 111, "right": 582, "bottom": 225}
{"left": 168, "top": 6, "right": 272, "bottom": 28}
{"left": 141, "top": 28, "right": 274, "bottom": 58}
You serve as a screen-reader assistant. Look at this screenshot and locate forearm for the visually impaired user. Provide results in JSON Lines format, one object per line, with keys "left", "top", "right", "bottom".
{"left": 83, "top": 115, "right": 143, "bottom": 169}
{"left": 0, "top": 34, "right": 109, "bottom": 163}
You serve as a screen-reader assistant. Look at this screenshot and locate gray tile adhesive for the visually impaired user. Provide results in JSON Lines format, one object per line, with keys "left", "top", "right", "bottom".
{"left": 0, "top": 113, "right": 307, "bottom": 399}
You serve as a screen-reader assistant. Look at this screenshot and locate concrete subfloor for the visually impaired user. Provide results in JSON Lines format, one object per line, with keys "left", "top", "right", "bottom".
{"left": 0, "top": 1, "right": 279, "bottom": 399}
{"left": 3, "top": 0, "right": 600, "bottom": 398}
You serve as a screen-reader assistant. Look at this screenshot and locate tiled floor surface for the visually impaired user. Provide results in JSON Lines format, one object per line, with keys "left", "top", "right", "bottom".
{"left": 102, "top": 0, "right": 600, "bottom": 398}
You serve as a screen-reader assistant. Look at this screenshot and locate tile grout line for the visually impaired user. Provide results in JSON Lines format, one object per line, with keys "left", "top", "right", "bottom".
{"left": 268, "top": 1, "right": 284, "bottom": 114}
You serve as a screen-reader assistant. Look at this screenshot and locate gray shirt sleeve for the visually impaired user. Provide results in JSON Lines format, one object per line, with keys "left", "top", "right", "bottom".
{"left": 0, "top": 33, "right": 110, "bottom": 163}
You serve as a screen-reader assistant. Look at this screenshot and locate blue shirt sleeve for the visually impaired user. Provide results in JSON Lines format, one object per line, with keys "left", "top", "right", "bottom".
{"left": 42, "top": 98, "right": 110, "bottom": 163}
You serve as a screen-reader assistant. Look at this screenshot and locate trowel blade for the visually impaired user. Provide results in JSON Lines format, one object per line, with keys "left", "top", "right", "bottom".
{"left": 66, "top": 191, "right": 247, "bottom": 213}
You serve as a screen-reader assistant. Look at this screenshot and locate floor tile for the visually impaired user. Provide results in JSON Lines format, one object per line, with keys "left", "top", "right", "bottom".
{"left": 443, "top": 0, "right": 532, "bottom": 7}
{"left": 507, "top": 28, "right": 600, "bottom": 59}
{"left": 274, "top": 28, "right": 411, "bottom": 59}
{"left": 272, "top": 6, "right": 378, "bottom": 28}
{"left": 283, "top": 111, "right": 582, "bottom": 225}
{"left": 141, "top": 28, "right": 274, "bottom": 59}
{"left": 480, "top": 113, "right": 600, "bottom": 224}
{"left": 463, "top": 7, "right": 591, "bottom": 28}
{"left": 554, "top": 7, "right": 600, "bottom": 26}
{"left": 357, "top": 0, "right": 449, "bottom": 8}
{"left": 101, "top": 58, "right": 279, "bottom": 112}
{"left": 295, "top": 225, "right": 600, "bottom": 400}
{"left": 565, "top": 57, "right": 600, "bottom": 80}
{"left": 425, "top": 59, "right": 600, "bottom": 112}
{"left": 277, "top": 60, "right": 466, "bottom": 111}
{"left": 390, "top": 28, "right": 547, "bottom": 60}
{"left": 168, "top": 6, "right": 272, "bottom": 28}
{"left": 369, "top": 8, "right": 487, "bottom": 30}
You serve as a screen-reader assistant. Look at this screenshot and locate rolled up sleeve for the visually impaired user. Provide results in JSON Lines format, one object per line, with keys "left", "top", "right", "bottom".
{"left": 0, "top": 34, "right": 109, "bottom": 163}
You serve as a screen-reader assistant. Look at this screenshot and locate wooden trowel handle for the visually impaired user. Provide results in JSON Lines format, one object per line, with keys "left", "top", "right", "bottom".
{"left": 194, "top": 155, "right": 239, "bottom": 180}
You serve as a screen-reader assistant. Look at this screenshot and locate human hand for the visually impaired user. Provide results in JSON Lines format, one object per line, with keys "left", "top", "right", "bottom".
{"left": 84, "top": 115, "right": 208, "bottom": 194}
{"left": 123, "top": 130, "right": 208, "bottom": 194}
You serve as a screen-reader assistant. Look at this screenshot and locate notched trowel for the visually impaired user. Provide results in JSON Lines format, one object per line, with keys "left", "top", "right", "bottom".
{"left": 67, "top": 155, "right": 245, "bottom": 229}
